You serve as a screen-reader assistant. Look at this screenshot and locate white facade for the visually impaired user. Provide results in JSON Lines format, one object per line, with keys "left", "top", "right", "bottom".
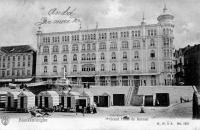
{"left": 36, "top": 7, "right": 175, "bottom": 86}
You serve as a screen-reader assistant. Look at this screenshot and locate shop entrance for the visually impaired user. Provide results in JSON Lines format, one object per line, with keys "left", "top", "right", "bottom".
{"left": 113, "top": 94, "right": 125, "bottom": 106}
{"left": 156, "top": 93, "right": 170, "bottom": 106}
{"left": 82, "top": 77, "right": 95, "bottom": 86}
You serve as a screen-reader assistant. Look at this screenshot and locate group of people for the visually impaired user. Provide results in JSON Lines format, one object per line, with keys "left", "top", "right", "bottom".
{"left": 86, "top": 103, "right": 97, "bottom": 114}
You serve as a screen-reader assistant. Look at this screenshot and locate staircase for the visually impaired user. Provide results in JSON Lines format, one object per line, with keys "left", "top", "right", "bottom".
{"left": 125, "top": 86, "right": 134, "bottom": 105}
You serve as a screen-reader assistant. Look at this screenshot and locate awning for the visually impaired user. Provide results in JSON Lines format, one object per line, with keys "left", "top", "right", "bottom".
{"left": 0, "top": 79, "right": 12, "bottom": 82}
{"left": 9, "top": 83, "right": 17, "bottom": 87}
{"left": 15, "top": 78, "right": 33, "bottom": 82}
{"left": 26, "top": 82, "right": 47, "bottom": 87}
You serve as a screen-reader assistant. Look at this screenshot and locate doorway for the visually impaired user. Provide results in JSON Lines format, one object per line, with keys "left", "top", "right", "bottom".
{"left": 61, "top": 96, "right": 64, "bottom": 107}
{"left": 44, "top": 97, "right": 49, "bottom": 108}
{"left": 7, "top": 97, "right": 11, "bottom": 108}
{"left": 156, "top": 93, "right": 170, "bottom": 106}
{"left": 99, "top": 96, "right": 109, "bottom": 107}
{"left": 20, "top": 97, "right": 24, "bottom": 109}
{"left": 67, "top": 97, "right": 71, "bottom": 108}
{"left": 144, "top": 95, "right": 153, "bottom": 106}
{"left": 113, "top": 94, "right": 125, "bottom": 106}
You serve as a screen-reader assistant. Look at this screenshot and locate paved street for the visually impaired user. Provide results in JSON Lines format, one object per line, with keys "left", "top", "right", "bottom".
{"left": 0, "top": 102, "right": 192, "bottom": 119}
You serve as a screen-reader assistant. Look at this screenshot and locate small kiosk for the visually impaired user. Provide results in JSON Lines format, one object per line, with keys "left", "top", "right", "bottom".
{"left": 78, "top": 90, "right": 94, "bottom": 107}
{"left": 37, "top": 91, "right": 59, "bottom": 109}
{"left": 17, "top": 91, "right": 35, "bottom": 112}
{"left": 6, "top": 91, "right": 20, "bottom": 111}
{"left": 0, "top": 91, "right": 7, "bottom": 109}
{"left": 60, "top": 91, "right": 80, "bottom": 111}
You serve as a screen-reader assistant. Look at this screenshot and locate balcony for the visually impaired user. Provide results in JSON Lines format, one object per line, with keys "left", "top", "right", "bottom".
{"left": 61, "top": 50, "right": 69, "bottom": 54}
{"left": 132, "top": 58, "right": 140, "bottom": 61}
{"left": 148, "top": 69, "right": 157, "bottom": 73}
{"left": 80, "top": 60, "right": 96, "bottom": 64}
{"left": 149, "top": 57, "right": 158, "bottom": 61}
{"left": 121, "top": 58, "right": 129, "bottom": 62}
{"left": 51, "top": 51, "right": 60, "bottom": 54}
{"left": 42, "top": 62, "right": 49, "bottom": 65}
{"left": 71, "top": 50, "right": 79, "bottom": 53}
{"left": 110, "top": 59, "right": 118, "bottom": 62}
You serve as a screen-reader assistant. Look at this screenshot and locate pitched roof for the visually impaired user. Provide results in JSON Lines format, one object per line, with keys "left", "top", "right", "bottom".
{"left": 0, "top": 45, "right": 36, "bottom": 54}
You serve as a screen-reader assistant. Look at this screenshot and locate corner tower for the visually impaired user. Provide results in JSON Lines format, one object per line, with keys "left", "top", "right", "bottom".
{"left": 158, "top": 3, "right": 175, "bottom": 85}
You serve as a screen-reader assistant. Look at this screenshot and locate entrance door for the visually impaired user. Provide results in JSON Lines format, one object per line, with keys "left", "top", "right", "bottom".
{"left": 113, "top": 94, "right": 125, "bottom": 106}
{"left": 40, "top": 96, "right": 42, "bottom": 108}
{"left": 44, "top": 97, "right": 49, "bottom": 108}
{"left": 67, "top": 97, "right": 71, "bottom": 108}
{"left": 144, "top": 95, "right": 153, "bottom": 106}
{"left": 61, "top": 96, "right": 64, "bottom": 107}
{"left": 99, "top": 96, "right": 108, "bottom": 107}
{"left": 78, "top": 99, "right": 86, "bottom": 107}
{"left": 156, "top": 93, "right": 170, "bottom": 106}
{"left": 94, "top": 96, "right": 98, "bottom": 106}
{"left": 7, "top": 97, "right": 11, "bottom": 108}
{"left": 20, "top": 97, "right": 24, "bottom": 109}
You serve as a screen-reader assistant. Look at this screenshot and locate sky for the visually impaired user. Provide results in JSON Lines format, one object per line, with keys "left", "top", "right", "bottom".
{"left": 0, "top": 0, "right": 199, "bottom": 49}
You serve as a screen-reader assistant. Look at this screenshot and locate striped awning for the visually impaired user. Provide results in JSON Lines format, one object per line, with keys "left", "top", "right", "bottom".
{"left": 0, "top": 79, "right": 12, "bottom": 82}
{"left": 15, "top": 78, "right": 33, "bottom": 82}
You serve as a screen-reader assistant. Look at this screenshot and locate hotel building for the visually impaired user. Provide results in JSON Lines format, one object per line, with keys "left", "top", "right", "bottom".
{"left": 0, "top": 45, "right": 36, "bottom": 86}
{"left": 36, "top": 6, "right": 175, "bottom": 86}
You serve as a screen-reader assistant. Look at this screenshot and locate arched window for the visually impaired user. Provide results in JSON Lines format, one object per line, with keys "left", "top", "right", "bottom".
{"left": 92, "top": 43, "right": 96, "bottom": 50}
{"left": 73, "top": 65, "right": 77, "bottom": 72}
{"left": 87, "top": 44, "right": 90, "bottom": 50}
{"left": 82, "top": 44, "right": 85, "bottom": 50}
{"left": 122, "top": 41, "right": 129, "bottom": 49}
{"left": 101, "top": 64, "right": 105, "bottom": 71}
{"left": 91, "top": 53, "right": 96, "bottom": 60}
{"left": 87, "top": 53, "right": 90, "bottom": 60}
{"left": 63, "top": 55, "right": 67, "bottom": 62}
{"left": 73, "top": 54, "right": 77, "bottom": 61}
{"left": 82, "top": 54, "right": 86, "bottom": 60}
{"left": 99, "top": 42, "right": 106, "bottom": 50}
{"left": 150, "top": 39, "right": 155, "bottom": 46}
{"left": 133, "top": 40, "right": 140, "bottom": 48}
{"left": 44, "top": 66, "right": 47, "bottom": 73}
{"left": 134, "top": 51, "right": 139, "bottom": 59}
{"left": 53, "top": 66, "right": 57, "bottom": 72}
{"left": 134, "top": 63, "right": 139, "bottom": 70}
{"left": 53, "top": 46, "right": 59, "bottom": 52}
{"left": 112, "top": 63, "right": 116, "bottom": 71}
{"left": 53, "top": 55, "right": 57, "bottom": 62}
{"left": 111, "top": 52, "right": 116, "bottom": 59}
{"left": 123, "top": 52, "right": 127, "bottom": 59}
{"left": 101, "top": 53, "right": 105, "bottom": 60}
{"left": 62, "top": 45, "right": 68, "bottom": 52}
{"left": 151, "top": 62, "right": 155, "bottom": 70}
{"left": 72, "top": 44, "right": 78, "bottom": 51}
{"left": 150, "top": 50, "right": 155, "bottom": 58}
{"left": 123, "top": 63, "right": 127, "bottom": 70}
{"left": 44, "top": 56, "right": 48, "bottom": 62}
{"left": 43, "top": 46, "right": 49, "bottom": 53}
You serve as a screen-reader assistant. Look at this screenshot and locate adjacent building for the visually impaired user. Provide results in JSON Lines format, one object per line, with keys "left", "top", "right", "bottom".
{"left": 36, "top": 6, "right": 175, "bottom": 86}
{"left": 174, "top": 45, "right": 191, "bottom": 85}
{"left": 184, "top": 44, "right": 200, "bottom": 87}
{"left": 0, "top": 45, "right": 36, "bottom": 87}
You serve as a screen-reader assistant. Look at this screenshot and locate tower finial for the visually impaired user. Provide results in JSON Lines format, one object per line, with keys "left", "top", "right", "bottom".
{"left": 96, "top": 22, "right": 98, "bottom": 30}
{"left": 163, "top": 0, "right": 167, "bottom": 13}
{"left": 142, "top": 12, "right": 145, "bottom": 22}
{"left": 141, "top": 12, "right": 146, "bottom": 25}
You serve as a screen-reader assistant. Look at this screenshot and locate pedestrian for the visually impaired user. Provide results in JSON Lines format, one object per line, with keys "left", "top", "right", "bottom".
{"left": 92, "top": 102, "right": 97, "bottom": 114}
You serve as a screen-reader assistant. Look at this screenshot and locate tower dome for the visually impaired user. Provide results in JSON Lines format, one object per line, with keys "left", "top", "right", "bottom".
{"left": 157, "top": 3, "right": 174, "bottom": 24}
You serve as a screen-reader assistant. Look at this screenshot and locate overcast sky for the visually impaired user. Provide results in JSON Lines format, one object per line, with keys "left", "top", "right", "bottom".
{"left": 0, "top": 0, "right": 199, "bottom": 49}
